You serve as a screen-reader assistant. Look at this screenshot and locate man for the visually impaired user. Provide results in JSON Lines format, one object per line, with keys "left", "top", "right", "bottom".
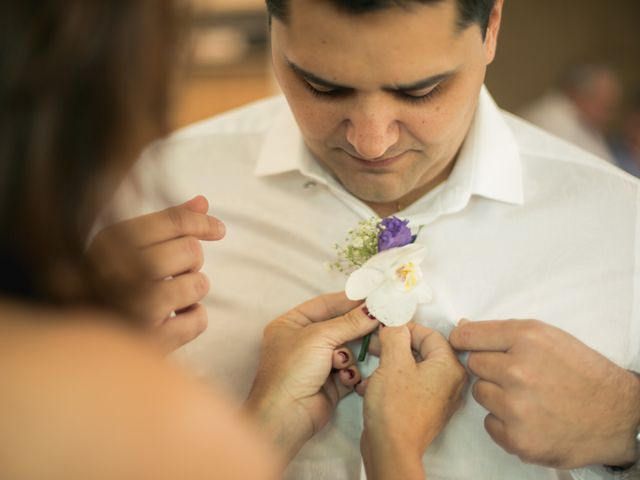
{"left": 111, "top": 0, "right": 640, "bottom": 478}
{"left": 520, "top": 64, "right": 622, "bottom": 163}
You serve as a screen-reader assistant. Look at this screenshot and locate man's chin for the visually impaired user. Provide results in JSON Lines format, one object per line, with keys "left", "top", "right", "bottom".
{"left": 340, "top": 182, "right": 405, "bottom": 205}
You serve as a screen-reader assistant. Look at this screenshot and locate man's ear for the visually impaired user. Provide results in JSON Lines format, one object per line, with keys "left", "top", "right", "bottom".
{"left": 484, "top": 0, "right": 504, "bottom": 65}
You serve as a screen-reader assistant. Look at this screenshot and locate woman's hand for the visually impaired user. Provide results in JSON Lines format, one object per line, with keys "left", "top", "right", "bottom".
{"left": 359, "top": 324, "right": 467, "bottom": 480}
{"left": 88, "top": 195, "right": 225, "bottom": 352}
{"left": 244, "top": 292, "right": 379, "bottom": 462}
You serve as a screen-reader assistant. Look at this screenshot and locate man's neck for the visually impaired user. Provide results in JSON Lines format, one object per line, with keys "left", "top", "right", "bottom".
{"left": 366, "top": 161, "right": 455, "bottom": 218}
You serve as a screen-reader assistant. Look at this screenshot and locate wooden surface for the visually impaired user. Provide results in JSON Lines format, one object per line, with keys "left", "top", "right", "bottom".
{"left": 173, "top": 73, "right": 277, "bottom": 128}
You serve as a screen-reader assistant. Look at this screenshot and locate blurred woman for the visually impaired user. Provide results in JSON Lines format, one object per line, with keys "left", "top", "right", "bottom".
{"left": 0, "top": 2, "right": 466, "bottom": 479}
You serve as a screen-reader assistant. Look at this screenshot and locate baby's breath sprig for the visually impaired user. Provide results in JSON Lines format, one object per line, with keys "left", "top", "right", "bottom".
{"left": 330, "top": 218, "right": 380, "bottom": 273}
{"left": 331, "top": 216, "right": 423, "bottom": 362}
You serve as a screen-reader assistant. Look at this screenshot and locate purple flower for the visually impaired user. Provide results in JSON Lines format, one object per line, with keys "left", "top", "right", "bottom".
{"left": 377, "top": 216, "right": 413, "bottom": 252}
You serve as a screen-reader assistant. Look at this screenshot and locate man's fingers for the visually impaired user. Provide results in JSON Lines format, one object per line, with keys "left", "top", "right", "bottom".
{"left": 141, "top": 236, "right": 204, "bottom": 280}
{"left": 484, "top": 413, "right": 510, "bottom": 452}
{"left": 449, "top": 320, "right": 519, "bottom": 352}
{"left": 378, "top": 325, "right": 415, "bottom": 369}
{"left": 408, "top": 323, "right": 454, "bottom": 361}
{"left": 472, "top": 379, "right": 508, "bottom": 416}
{"left": 467, "top": 351, "right": 510, "bottom": 385}
{"left": 154, "top": 303, "right": 208, "bottom": 352}
{"left": 294, "top": 292, "right": 363, "bottom": 324}
{"left": 112, "top": 198, "right": 225, "bottom": 247}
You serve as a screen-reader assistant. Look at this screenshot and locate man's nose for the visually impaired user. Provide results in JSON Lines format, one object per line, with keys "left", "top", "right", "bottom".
{"left": 345, "top": 102, "right": 400, "bottom": 159}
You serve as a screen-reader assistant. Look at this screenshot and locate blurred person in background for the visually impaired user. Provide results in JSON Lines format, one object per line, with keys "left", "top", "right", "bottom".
{"left": 520, "top": 63, "right": 622, "bottom": 163}
{"left": 0, "top": 1, "right": 467, "bottom": 479}
{"left": 611, "top": 93, "right": 640, "bottom": 177}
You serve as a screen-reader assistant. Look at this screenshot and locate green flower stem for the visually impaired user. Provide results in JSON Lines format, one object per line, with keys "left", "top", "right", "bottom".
{"left": 358, "top": 332, "right": 372, "bottom": 362}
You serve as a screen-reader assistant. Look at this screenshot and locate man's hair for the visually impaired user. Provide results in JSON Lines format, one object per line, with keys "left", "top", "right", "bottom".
{"left": 265, "top": 0, "right": 496, "bottom": 38}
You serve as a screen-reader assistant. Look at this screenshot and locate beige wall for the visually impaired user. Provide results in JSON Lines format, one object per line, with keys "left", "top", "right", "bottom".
{"left": 486, "top": 0, "right": 640, "bottom": 113}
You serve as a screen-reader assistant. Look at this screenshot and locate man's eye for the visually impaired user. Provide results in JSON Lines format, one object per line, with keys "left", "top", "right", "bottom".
{"left": 302, "top": 80, "right": 350, "bottom": 99}
{"left": 397, "top": 84, "right": 443, "bottom": 104}
{"left": 305, "top": 81, "right": 334, "bottom": 94}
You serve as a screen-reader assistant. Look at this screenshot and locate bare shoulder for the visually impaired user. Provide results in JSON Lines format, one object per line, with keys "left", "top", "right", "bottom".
{"left": 0, "top": 301, "right": 280, "bottom": 480}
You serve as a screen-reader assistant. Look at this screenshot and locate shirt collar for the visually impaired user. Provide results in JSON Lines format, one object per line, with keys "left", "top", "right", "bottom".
{"left": 254, "top": 86, "right": 523, "bottom": 207}
{"left": 254, "top": 102, "right": 329, "bottom": 182}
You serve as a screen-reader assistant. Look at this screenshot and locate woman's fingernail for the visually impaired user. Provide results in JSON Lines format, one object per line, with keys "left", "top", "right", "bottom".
{"left": 458, "top": 318, "right": 470, "bottom": 326}
{"left": 338, "top": 351, "right": 349, "bottom": 362}
{"left": 362, "top": 306, "right": 377, "bottom": 320}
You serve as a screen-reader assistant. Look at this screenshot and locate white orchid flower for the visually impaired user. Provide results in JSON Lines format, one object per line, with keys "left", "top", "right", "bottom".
{"left": 345, "top": 243, "right": 432, "bottom": 326}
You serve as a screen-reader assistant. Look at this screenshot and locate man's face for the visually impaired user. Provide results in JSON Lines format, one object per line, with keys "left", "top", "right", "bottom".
{"left": 271, "top": 0, "right": 501, "bottom": 209}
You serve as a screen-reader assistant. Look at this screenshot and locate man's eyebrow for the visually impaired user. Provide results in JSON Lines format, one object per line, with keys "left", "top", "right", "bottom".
{"left": 287, "top": 60, "right": 353, "bottom": 90}
{"left": 287, "top": 58, "right": 456, "bottom": 92}
{"left": 387, "top": 70, "right": 456, "bottom": 92}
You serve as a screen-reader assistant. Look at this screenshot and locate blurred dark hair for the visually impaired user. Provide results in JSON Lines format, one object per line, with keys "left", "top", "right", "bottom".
{"left": 0, "top": 1, "right": 182, "bottom": 312}
{"left": 265, "top": 0, "right": 496, "bottom": 37}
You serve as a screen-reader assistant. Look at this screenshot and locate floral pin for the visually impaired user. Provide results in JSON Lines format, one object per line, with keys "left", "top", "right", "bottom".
{"left": 331, "top": 217, "right": 431, "bottom": 360}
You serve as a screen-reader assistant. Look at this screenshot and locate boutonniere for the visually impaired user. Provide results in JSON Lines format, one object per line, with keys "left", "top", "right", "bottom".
{"left": 331, "top": 217, "right": 431, "bottom": 360}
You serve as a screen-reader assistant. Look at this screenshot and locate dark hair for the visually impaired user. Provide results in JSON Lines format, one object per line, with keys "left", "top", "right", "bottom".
{"left": 265, "top": 0, "right": 496, "bottom": 37}
{"left": 0, "top": 1, "right": 182, "bottom": 311}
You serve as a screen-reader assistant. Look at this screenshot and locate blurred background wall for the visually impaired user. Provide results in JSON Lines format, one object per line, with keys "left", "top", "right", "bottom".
{"left": 175, "top": 0, "right": 640, "bottom": 127}
{"left": 487, "top": 0, "right": 640, "bottom": 115}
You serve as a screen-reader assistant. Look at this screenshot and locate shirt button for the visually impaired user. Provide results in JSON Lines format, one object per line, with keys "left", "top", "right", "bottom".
{"left": 303, "top": 181, "right": 317, "bottom": 189}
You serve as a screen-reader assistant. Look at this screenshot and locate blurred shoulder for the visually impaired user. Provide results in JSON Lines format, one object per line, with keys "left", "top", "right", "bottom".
{"left": 0, "top": 300, "right": 280, "bottom": 480}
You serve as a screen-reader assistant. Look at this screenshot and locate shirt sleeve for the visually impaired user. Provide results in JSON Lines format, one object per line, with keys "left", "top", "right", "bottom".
{"left": 569, "top": 187, "right": 640, "bottom": 480}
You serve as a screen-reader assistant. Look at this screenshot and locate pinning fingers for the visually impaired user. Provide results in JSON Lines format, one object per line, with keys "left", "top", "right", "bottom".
{"left": 337, "top": 366, "right": 361, "bottom": 388}
{"left": 332, "top": 347, "right": 355, "bottom": 370}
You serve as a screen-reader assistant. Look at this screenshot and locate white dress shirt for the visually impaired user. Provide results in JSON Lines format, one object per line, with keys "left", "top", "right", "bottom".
{"left": 117, "top": 87, "right": 640, "bottom": 480}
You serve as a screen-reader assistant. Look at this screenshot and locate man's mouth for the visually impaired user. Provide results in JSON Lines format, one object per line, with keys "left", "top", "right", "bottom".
{"left": 346, "top": 151, "right": 406, "bottom": 169}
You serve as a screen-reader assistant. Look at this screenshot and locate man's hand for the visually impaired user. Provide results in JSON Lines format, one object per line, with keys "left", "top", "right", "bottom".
{"left": 450, "top": 319, "right": 640, "bottom": 468}
{"left": 88, "top": 196, "right": 225, "bottom": 352}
